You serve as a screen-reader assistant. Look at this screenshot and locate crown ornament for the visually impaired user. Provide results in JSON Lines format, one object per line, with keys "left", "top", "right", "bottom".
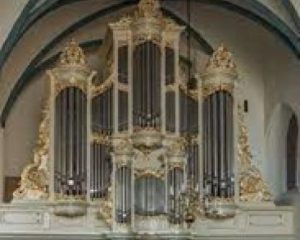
{"left": 59, "top": 39, "right": 86, "bottom": 66}
{"left": 205, "top": 44, "right": 237, "bottom": 76}
{"left": 136, "top": 0, "right": 162, "bottom": 19}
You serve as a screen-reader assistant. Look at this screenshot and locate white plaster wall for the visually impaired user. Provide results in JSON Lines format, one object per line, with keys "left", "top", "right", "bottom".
{"left": 4, "top": 74, "right": 47, "bottom": 177}
{"left": 264, "top": 104, "right": 293, "bottom": 196}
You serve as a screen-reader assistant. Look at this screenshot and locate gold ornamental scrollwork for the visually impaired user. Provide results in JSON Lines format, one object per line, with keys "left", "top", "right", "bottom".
{"left": 59, "top": 39, "right": 87, "bottom": 66}
{"left": 168, "top": 162, "right": 184, "bottom": 171}
{"left": 135, "top": 169, "right": 165, "bottom": 180}
{"left": 54, "top": 78, "right": 87, "bottom": 96}
{"left": 201, "top": 44, "right": 237, "bottom": 99}
{"left": 165, "top": 136, "right": 187, "bottom": 156}
{"left": 112, "top": 135, "right": 133, "bottom": 155}
{"left": 201, "top": 83, "right": 234, "bottom": 99}
{"left": 238, "top": 105, "right": 272, "bottom": 202}
{"left": 92, "top": 133, "right": 111, "bottom": 146}
{"left": 13, "top": 100, "right": 50, "bottom": 200}
{"left": 179, "top": 84, "right": 198, "bottom": 101}
{"left": 205, "top": 44, "right": 237, "bottom": 76}
{"left": 98, "top": 187, "right": 113, "bottom": 226}
{"left": 91, "top": 77, "right": 114, "bottom": 97}
{"left": 135, "top": 0, "right": 162, "bottom": 19}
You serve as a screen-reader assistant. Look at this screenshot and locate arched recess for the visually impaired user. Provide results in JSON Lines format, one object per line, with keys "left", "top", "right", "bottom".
{"left": 286, "top": 114, "right": 298, "bottom": 191}
{"left": 265, "top": 103, "right": 299, "bottom": 198}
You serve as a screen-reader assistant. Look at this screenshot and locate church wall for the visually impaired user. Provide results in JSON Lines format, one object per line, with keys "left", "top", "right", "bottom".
{"left": 4, "top": 73, "right": 47, "bottom": 177}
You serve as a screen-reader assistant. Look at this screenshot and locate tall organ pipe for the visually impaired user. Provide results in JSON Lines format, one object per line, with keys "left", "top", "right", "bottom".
{"left": 168, "top": 167, "right": 184, "bottom": 224}
{"left": 54, "top": 87, "right": 87, "bottom": 197}
{"left": 90, "top": 81, "right": 113, "bottom": 199}
{"left": 115, "top": 166, "right": 131, "bottom": 223}
{"left": 203, "top": 91, "right": 234, "bottom": 198}
{"left": 133, "top": 41, "right": 161, "bottom": 129}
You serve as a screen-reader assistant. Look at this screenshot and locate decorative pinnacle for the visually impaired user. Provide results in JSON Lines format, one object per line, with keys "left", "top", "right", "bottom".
{"left": 205, "top": 44, "right": 237, "bottom": 75}
{"left": 59, "top": 39, "right": 86, "bottom": 66}
{"left": 136, "top": 0, "right": 162, "bottom": 18}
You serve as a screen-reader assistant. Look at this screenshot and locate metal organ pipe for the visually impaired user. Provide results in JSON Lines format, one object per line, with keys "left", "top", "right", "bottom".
{"left": 203, "top": 91, "right": 234, "bottom": 198}
{"left": 168, "top": 167, "right": 184, "bottom": 224}
{"left": 116, "top": 166, "right": 131, "bottom": 223}
{"left": 133, "top": 41, "right": 161, "bottom": 129}
{"left": 54, "top": 87, "right": 87, "bottom": 198}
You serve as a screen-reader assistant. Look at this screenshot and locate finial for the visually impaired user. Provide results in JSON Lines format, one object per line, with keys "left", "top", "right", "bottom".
{"left": 136, "top": 0, "right": 162, "bottom": 18}
{"left": 59, "top": 39, "right": 86, "bottom": 66}
{"left": 205, "top": 44, "right": 237, "bottom": 75}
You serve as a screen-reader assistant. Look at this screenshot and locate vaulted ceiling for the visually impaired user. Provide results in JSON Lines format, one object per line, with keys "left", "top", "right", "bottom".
{"left": 0, "top": 0, "right": 299, "bottom": 127}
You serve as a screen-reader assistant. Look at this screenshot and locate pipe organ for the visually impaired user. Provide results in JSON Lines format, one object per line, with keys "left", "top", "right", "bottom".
{"left": 12, "top": 0, "right": 277, "bottom": 237}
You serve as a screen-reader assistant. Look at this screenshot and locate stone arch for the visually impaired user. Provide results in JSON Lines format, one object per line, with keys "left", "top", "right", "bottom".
{"left": 265, "top": 102, "right": 299, "bottom": 198}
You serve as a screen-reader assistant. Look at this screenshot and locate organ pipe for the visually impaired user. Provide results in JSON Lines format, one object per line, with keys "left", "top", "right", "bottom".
{"left": 133, "top": 41, "right": 161, "bottom": 129}
{"left": 168, "top": 167, "right": 184, "bottom": 224}
{"left": 203, "top": 91, "right": 234, "bottom": 198}
{"left": 54, "top": 87, "right": 87, "bottom": 197}
{"left": 115, "top": 165, "right": 132, "bottom": 223}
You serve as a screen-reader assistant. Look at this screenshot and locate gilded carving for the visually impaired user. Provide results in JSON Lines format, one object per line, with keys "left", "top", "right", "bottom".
{"left": 110, "top": 0, "right": 184, "bottom": 46}
{"left": 205, "top": 44, "right": 237, "bottom": 75}
{"left": 13, "top": 101, "right": 50, "bottom": 200}
{"left": 238, "top": 105, "right": 272, "bottom": 202}
{"left": 98, "top": 187, "right": 113, "bottom": 226}
{"left": 91, "top": 77, "right": 114, "bottom": 97}
{"left": 92, "top": 133, "right": 111, "bottom": 146}
{"left": 54, "top": 78, "right": 87, "bottom": 96}
{"left": 201, "top": 83, "right": 234, "bottom": 98}
{"left": 135, "top": 0, "right": 162, "bottom": 19}
{"left": 165, "top": 83, "right": 198, "bottom": 101}
{"left": 112, "top": 135, "right": 133, "bottom": 155}
{"left": 59, "top": 39, "right": 87, "bottom": 66}
{"left": 179, "top": 83, "right": 198, "bottom": 101}
{"left": 165, "top": 136, "right": 186, "bottom": 156}
{"left": 135, "top": 169, "right": 165, "bottom": 180}
{"left": 201, "top": 44, "right": 237, "bottom": 98}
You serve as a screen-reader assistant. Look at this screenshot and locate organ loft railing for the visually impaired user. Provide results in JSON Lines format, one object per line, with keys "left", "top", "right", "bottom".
{"left": 13, "top": 0, "right": 272, "bottom": 232}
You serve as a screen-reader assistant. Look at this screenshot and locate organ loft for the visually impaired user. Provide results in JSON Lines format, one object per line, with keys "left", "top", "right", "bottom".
{"left": 0, "top": 0, "right": 294, "bottom": 239}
